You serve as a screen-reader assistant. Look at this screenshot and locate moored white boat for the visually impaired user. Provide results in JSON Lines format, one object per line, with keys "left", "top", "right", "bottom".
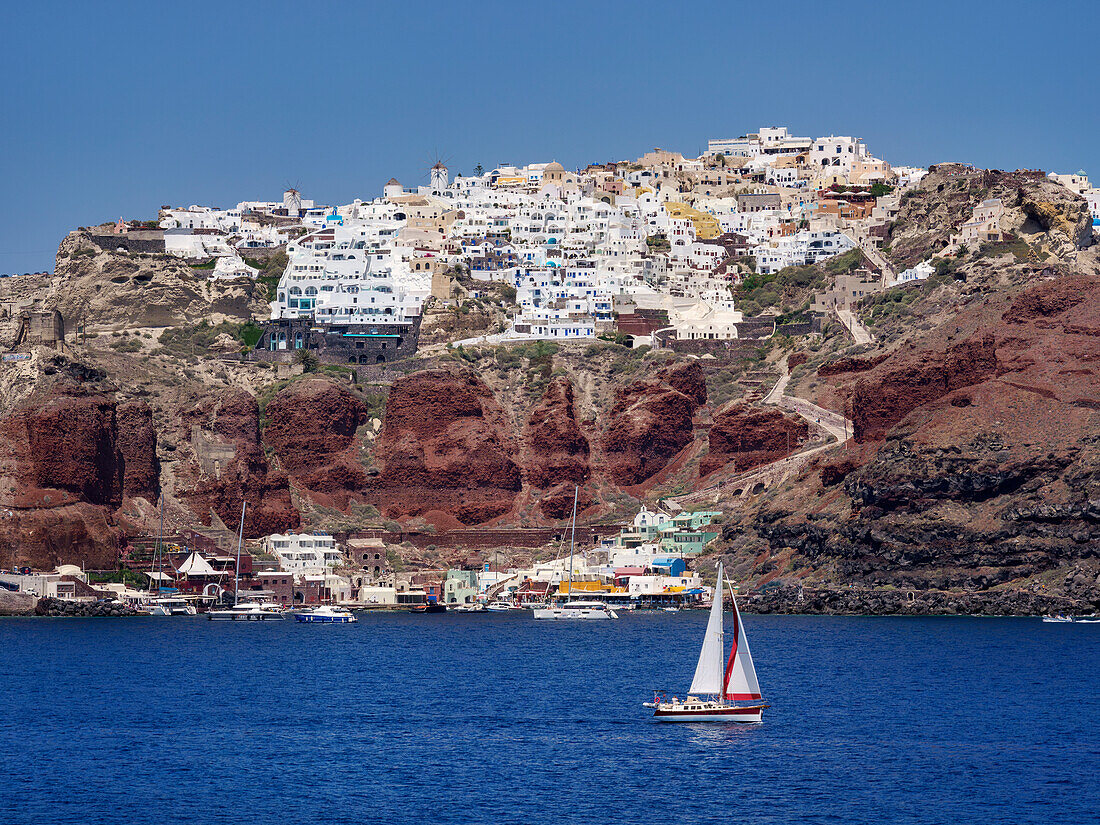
{"left": 648, "top": 562, "right": 769, "bottom": 723}
{"left": 208, "top": 601, "right": 286, "bottom": 621}
{"left": 294, "top": 605, "right": 357, "bottom": 623}
{"left": 533, "top": 600, "right": 618, "bottom": 620}
{"left": 450, "top": 603, "right": 486, "bottom": 613}
{"left": 147, "top": 597, "right": 197, "bottom": 616}
{"left": 532, "top": 486, "right": 619, "bottom": 621}
{"left": 206, "top": 502, "right": 284, "bottom": 621}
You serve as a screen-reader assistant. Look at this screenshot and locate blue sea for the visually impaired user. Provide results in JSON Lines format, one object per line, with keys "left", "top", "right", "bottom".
{"left": 1, "top": 612, "right": 1097, "bottom": 825}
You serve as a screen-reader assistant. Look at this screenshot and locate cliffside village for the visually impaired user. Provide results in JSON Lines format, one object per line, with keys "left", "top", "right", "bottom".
{"left": 2, "top": 506, "right": 722, "bottom": 613}
{"left": 17, "top": 126, "right": 1093, "bottom": 365}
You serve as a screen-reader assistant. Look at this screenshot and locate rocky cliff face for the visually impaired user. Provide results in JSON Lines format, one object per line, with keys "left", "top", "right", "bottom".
{"left": 264, "top": 378, "right": 371, "bottom": 509}
{"left": 721, "top": 263, "right": 1100, "bottom": 609}
{"left": 369, "top": 369, "right": 523, "bottom": 524}
{"left": 173, "top": 390, "right": 299, "bottom": 538}
{"left": 701, "top": 404, "right": 809, "bottom": 477}
{"left": 0, "top": 377, "right": 127, "bottom": 568}
{"left": 524, "top": 377, "right": 591, "bottom": 518}
{"left": 47, "top": 231, "right": 267, "bottom": 331}
{"left": 116, "top": 401, "right": 160, "bottom": 501}
{"left": 602, "top": 362, "right": 707, "bottom": 486}
{"left": 849, "top": 334, "right": 997, "bottom": 442}
{"left": 886, "top": 165, "right": 1092, "bottom": 268}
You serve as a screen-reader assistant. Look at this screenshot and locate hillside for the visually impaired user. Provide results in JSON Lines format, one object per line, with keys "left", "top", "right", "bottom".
{"left": 709, "top": 170, "right": 1099, "bottom": 614}
{"left": 1, "top": 171, "right": 1097, "bottom": 613}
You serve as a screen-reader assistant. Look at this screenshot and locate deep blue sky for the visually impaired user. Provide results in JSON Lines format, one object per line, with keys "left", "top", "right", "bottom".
{"left": 2, "top": 0, "right": 1096, "bottom": 275}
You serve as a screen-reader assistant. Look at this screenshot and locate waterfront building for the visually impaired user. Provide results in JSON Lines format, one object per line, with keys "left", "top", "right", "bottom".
{"left": 443, "top": 570, "right": 479, "bottom": 606}
{"left": 263, "top": 533, "right": 342, "bottom": 573}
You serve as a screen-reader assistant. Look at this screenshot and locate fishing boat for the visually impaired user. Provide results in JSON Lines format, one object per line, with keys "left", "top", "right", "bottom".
{"left": 294, "top": 605, "right": 357, "bottom": 623}
{"left": 534, "top": 487, "right": 619, "bottom": 621}
{"left": 645, "top": 562, "right": 769, "bottom": 723}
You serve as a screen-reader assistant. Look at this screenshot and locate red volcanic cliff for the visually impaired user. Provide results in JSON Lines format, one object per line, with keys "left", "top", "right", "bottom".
{"left": 264, "top": 378, "right": 370, "bottom": 509}
{"left": 116, "top": 400, "right": 159, "bottom": 501}
{"left": 174, "top": 390, "right": 299, "bottom": 538}
{"left": 22, "top": 387, "right": 123, "bottom": 508}
{"left": 849, "top": 334, "right": 998, "bottom": 442}
{"left": 0, "top": 379, "right": 125, "bottom": 568}
{"left": 525, "top": 377, "right": 591, "bottom": 519}
{"left": 602, "top": 362, "right": 706, "bottom": 486}
{"left": 701, "top": 404, "right": 809, "bottom": 477}
{"left": 370, "top": 369, "right": 522, "bottom": 524}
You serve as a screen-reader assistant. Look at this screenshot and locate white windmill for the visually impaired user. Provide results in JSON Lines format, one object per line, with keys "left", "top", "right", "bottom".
{"left": 430, "top": 160, "right": 449, "bottom": 193}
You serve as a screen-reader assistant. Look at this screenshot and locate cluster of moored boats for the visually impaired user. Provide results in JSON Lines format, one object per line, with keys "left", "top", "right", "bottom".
{"left": 1042, "top": 614, "right": 1100, "bottom": 623}
{"left": 143, "top": 597, "right": 357, "bottom": 623}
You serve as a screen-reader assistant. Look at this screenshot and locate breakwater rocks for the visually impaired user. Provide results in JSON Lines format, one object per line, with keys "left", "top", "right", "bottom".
{"left": 747, "top": 585, "right": 1094, "bottom": 616}
{"left": 34, "top": 598, "right": 142, "bottom": 617}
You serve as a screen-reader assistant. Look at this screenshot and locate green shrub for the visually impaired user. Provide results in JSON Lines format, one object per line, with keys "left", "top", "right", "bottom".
{"left": 109, "top": 338, "right": 142, "bottom": 353}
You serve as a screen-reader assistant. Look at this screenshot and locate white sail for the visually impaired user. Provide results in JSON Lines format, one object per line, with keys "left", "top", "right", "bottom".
{"left": 723, "top": 575, "right": 763, "bottom": 701}
{"left": 689, "top": 562, "right": 725, "bottom": 695}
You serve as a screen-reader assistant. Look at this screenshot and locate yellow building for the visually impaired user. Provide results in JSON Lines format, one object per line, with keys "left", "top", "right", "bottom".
{"left": 664, "top": 202, "right": 722, "bottom": 240}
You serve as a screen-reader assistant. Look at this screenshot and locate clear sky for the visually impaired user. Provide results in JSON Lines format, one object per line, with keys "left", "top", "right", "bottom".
{"left": 1, "top": 0, "right": 1096, "bottom": 274}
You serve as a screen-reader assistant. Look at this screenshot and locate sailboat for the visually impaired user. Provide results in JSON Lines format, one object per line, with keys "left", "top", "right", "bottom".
{"left": 646, "top": 562, "right": 768, "bottom": 722}
{"left": 207, "top": 502, "right": 284, "bottom": 621}
{"left": 533, "top": 486, "right": 618, "bottom": 620}
{"left": 146, "top": 497, "right": 197, "bottom": 616}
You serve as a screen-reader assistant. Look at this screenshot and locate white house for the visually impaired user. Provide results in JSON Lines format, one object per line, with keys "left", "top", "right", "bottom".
{"left": 264, "top": 533, "right": 343, "bottom": 573}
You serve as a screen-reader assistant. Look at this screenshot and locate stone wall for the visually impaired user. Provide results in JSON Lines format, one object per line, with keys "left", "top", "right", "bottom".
{"left": 89, "top": 231, "right": 166, "bottom": 254}
{"left": 653, "top": 333, "right": 761, "bottom": 361}
{"left": 345, "top": 525, "right": 621, "bottom": 550}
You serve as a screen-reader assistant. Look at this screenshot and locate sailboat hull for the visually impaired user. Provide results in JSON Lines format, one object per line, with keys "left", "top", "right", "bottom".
{"left": 652, "top": 702, "right": 768, "bottom": 723}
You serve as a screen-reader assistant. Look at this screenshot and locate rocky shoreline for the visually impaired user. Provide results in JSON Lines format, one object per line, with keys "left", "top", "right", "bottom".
{"left": 745, "top": 585, "right": 1096, "bottom": 616}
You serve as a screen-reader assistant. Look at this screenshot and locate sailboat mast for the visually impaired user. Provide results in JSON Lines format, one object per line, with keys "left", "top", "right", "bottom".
{"left": 716, "top": 565, "right": 725, "bottom": 703}
{"left": 233, "top": 501, "right": 246, "bottom": 606}
{"left": 566, "top": 485, "right": 578, "bottom": 604}
{"left": 151, "top": 496, "right": 165, "bottom": 595}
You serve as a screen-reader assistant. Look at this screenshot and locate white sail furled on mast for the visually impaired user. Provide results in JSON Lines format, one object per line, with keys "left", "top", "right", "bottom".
{"left": 689, "top": 563, "right": 726, "bottom": 696}
{"left": 722, "top": 576, "right": 763, "bottom": 701}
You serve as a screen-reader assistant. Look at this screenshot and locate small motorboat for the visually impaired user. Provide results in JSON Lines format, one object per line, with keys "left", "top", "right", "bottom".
{"left": 486, "top": 601, "right": 514, "bottom": 612}
{"left": 410, "top": 601, "right": 447, "bottom": 614}
{"left": 663, "top": 606, "right": 680, "bottom": 613}
{"left": 1042, "top": 615, "right": 1075, "bottom": 623}
{"left": 294, "top": 605, "right": 357, "bottom": 624}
